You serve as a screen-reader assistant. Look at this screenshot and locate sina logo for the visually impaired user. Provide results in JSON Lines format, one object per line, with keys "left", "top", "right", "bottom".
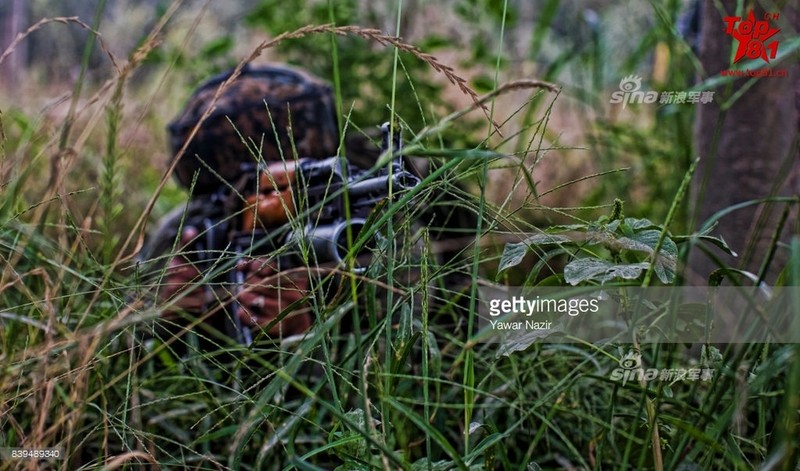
{"left": 618, "top": 351, "right": 642, "bottom": 370}
{"left": 610, "top": 351, "right": 646, "bottom": 386}
{"left": 610, "top": 75, "right": 658, "bottom": 108}
{"left": 619, "top": 75, "right": 642, "bottom": 94}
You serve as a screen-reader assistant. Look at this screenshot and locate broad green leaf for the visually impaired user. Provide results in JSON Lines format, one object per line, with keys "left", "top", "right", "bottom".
{"left": 629, "top": 229, "right": 678, "bottom": 257}
{"left": 653, "top": 260, "right": 675, "bottom": 285}
{"left": 605, "top": 219, "right": 621, "bottom": 232}
{"left": 496, "top": 323, "right": 564, "bottom": 357}
{"left": 673, "top": 234, "right": 737, "bottom": 256}
{"left": 628, "top": 230, "right": 677, "bottom": 283}
{"left": 498, "top": 234, "right": 573, "bottom": 272}
{"left": 564, "top": 258, "right": 650, "bottom": 285}
{"left": 615, "top": 234, "right": 660, "bottom": 254}
{"left": 592, "top": 229, "right": 675, "bottom": 284}
{"left": 624, "top": 217, "right": 659, "bottom": 231}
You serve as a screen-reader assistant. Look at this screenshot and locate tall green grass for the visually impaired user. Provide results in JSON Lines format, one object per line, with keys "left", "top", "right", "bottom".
{"left": 0, "top": 1, "right": 798, "bottom": 470}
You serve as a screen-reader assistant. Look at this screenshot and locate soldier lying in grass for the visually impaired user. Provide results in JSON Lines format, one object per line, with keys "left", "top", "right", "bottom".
{"left": 140, "top": 63, "right": 425, "bottom": 346}
{"left": 140, "top": 63, "right": 341, "bottom": 343}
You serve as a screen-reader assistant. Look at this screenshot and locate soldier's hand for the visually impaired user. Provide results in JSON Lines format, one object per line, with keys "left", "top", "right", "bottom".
{"left": 159, "top": 226, "right": 206, "bottom": 314}
{"left": 236, "top": 259, "right": 311, "bottom": 337}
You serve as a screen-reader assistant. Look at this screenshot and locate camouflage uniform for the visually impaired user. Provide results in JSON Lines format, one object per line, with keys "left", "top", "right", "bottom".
{"left": 139, "top": 63, "right": 342, "bottom": 343}
{"left": 139, "top": 62, "right": 472, "bottom": 343}
{"left": 168, "top": 63, "right": 340, "bottom": 195}
{"left": 142, "top": 63, "right": 341, "bottom": 258}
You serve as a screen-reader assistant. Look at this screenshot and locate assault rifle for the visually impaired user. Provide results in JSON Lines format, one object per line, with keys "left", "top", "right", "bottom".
{"left": 191, "top": 123, "right": 421, "bottom": 344}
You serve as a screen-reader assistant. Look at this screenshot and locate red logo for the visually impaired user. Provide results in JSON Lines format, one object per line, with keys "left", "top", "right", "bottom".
{"left": 723, "top": 11, "right": 780, "bottom": 63}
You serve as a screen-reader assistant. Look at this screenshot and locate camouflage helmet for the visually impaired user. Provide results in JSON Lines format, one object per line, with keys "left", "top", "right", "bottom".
{"left": 168, "top": 63, "right": 339, "bottom": 195}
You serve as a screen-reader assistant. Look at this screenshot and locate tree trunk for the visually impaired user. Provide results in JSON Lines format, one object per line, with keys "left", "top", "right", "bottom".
{"left": 690, "top": 0, "right": 799, "bottom": 284}
{"left": 0, "top": 0, "right": 28, "bottom": 90}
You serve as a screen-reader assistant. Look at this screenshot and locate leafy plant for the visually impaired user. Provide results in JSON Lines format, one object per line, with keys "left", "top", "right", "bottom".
{"left": 499, "top": 199, "right": 679, "bottom": 286}
{"left": 244, "top": 0, "right": 486, "bottom": 148}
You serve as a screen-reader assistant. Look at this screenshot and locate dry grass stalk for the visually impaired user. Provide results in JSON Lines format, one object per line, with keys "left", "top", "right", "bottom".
{"left": 121, "top": 23, "right": 503, "bottom": 263}
{"left": 0, "top": 16, "right": 114, "bottom": 70}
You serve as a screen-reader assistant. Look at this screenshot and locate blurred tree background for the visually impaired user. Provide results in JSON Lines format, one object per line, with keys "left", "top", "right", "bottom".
{"left": 0, "top": 0, "right": 703, "bottom": 234}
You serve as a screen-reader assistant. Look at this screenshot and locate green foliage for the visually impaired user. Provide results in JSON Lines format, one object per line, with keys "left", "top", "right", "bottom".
{"left": 499, "top": 210, "right": 680, "bottom": 285}
{"left": 143, "top": 31, "right": 239, "bottom": 86}
{"left": 1, "top": 0, "right": 798, "bottom": 470}
{"left": 244, "top": 0, "right": 479, "bottom": 146}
